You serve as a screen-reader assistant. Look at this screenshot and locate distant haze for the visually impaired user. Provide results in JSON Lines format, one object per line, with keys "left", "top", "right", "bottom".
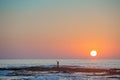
{"left": 0, "top": 0, "right": 120, "bottom": 59}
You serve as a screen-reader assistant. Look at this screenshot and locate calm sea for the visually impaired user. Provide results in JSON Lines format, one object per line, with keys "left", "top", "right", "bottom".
{"left": 0, "top": 59, "right": 120, "bottom": 69}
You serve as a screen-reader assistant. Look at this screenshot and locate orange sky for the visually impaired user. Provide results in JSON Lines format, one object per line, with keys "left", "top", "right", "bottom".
{"left": 0, "top": 0, "right": 120, "bottom": 59}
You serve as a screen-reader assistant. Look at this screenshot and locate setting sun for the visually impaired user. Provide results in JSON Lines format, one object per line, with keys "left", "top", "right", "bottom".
{"left": 90, "top": 50, "right": 97, "bottom": 57}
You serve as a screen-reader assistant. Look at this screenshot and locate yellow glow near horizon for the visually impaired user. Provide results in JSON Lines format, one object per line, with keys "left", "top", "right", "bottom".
{"left": 90, "top": 50, "right": 97, "bottom": 57}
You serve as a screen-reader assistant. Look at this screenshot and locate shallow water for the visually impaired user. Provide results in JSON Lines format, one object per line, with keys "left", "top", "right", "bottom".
{"left": 0, "top": 71, "right": 120, "bottom": 80}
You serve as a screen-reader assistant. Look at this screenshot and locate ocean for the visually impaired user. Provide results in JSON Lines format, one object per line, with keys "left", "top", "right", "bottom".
{"left": 0, "top": 59, "right": 120, "bottom": 68}
{"left": 0, "top": 59, "right": 120, "bottom": 80}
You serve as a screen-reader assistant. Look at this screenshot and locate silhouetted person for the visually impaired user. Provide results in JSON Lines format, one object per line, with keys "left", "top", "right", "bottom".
{"left": 56, "top": 61, "right": 59, "bottom": 72}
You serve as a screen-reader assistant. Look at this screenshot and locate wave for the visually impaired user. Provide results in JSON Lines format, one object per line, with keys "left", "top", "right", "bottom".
{"left": 0, "top": 65, "right": 120, "bottom": 80}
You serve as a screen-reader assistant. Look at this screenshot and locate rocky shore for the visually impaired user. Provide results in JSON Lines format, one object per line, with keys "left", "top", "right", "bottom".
{"left": 0, "top": 65, "right": 120, "bottom": 76}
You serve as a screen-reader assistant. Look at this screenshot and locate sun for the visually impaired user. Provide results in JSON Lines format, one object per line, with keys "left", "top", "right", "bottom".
{"left": 90, "top": 50, "right": 97, "bottom": 57}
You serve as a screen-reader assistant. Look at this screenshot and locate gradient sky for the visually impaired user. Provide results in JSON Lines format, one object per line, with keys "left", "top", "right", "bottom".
{"left": 0, "top": 0, "right": 120, "bottom": 59}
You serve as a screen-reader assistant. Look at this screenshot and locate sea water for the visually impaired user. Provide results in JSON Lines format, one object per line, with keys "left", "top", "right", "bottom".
{"left": 0, "top": 59, "right": 120, "bottom": 80}
{"left": 0, "top": 59, "right": 120, "bottom": 68}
